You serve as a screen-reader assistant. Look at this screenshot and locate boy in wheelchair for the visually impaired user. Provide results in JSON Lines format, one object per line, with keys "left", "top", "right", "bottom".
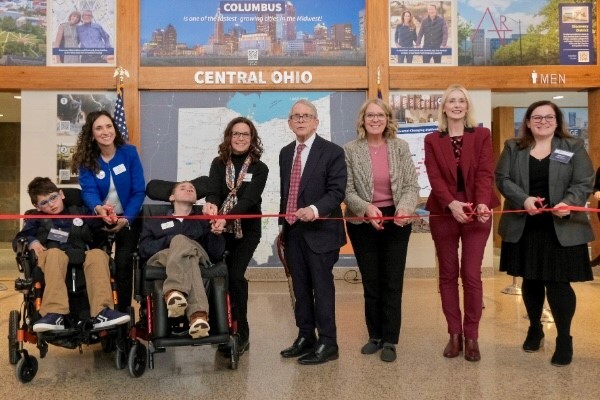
{"left": 138, "top": 181, "right": 225, "bottom": 339}
{"left": 13, "top": 177, "right": 130, "bottom": 333}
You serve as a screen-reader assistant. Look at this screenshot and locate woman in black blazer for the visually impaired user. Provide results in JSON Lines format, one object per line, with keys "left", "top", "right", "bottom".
{"left": 496, "top": 100, "right": 594, "bottom": 366}
{"left": 203, "top": 117, "right": 268, "bottom": 356}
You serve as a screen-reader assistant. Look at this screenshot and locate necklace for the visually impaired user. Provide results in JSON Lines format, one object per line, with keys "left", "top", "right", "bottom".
{"left": 368, "top": 142, "right": 385, "bottom": 155}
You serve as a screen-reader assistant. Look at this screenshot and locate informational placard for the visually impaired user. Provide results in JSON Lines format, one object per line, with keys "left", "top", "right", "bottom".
{"left": 457, "top": 0, "right": 596, "bottom": 66}
{"left": 56, "top": 92, "right": 117, "bottom": 184}
{"left": 559, "top": 3, "right": 594, "bottom": 65}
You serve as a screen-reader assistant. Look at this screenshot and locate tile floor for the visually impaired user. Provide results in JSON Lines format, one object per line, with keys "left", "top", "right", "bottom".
{"left": 1, "top": 269, "right": 599, "bottom": 400}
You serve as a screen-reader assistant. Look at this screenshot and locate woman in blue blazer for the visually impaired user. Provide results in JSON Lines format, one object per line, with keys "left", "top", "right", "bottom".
{"left": 72, "top": 110, "right": 146, "bottom": 312}
{"left": 496, "top": 100, "right": 594, "bottom": 366}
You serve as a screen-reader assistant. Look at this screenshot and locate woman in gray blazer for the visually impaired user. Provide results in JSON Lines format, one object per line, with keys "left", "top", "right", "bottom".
{"left": 496, "top": 100, "right": 594, "bottom": 367}
{"left": 344, "top": 98, "right": 419, "bottom": 362}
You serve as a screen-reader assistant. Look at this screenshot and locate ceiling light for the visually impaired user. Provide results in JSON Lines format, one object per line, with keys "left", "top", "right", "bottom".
{"left": 553, "top": 95, "right": 564, "bottom": 99}
{"left": 13, "top": 95, "right": 21, "bottom": 99}
{"left": 0, "top": 114, "right": 4, "bottom": 117}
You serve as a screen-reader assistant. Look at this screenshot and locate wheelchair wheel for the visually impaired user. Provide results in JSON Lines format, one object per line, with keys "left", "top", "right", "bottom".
{"left": 127, "top": 342, "right": 147, "bottom": 378}
{"left": 229, "top": 335, "right": 239, "bottom": 370}
{"left": 15, "top": 356, "right": 38, "bottom": 383}
{"left": 8, "top": 310, "right": 21, "bottom": 365}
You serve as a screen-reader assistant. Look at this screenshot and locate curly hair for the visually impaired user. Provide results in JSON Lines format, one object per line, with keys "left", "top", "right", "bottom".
{"left": 71, "top": 110, "right": 125, "bottom": 174}
{"left": 217, "top": 117, "right": 263, "bottom": 164}
{"left": 516, "top": 100, "right": 572, "bottom": 149}
{"left": 355, "top": 98, "right": 398, "bottom": 140}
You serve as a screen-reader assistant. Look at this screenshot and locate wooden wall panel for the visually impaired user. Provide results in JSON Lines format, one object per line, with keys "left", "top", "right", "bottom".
{"left": 390, "top": 66, "right": 600, "bottom": 90}
{"left": 365, "top": 0, "right": 388, "bottom": 100}
{"left": 116, "top": 0, "right": 140, "bottom": 146}
{"left": 138, "top": 67, "right": 367, "bottom": 90}
{"left": 491, "top": 107, "right": 516, "bottom": 248}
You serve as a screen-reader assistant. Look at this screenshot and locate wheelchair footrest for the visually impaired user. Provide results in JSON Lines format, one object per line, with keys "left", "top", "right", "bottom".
{"left": 152, "top": 333, "right": 230, "bottom": 348}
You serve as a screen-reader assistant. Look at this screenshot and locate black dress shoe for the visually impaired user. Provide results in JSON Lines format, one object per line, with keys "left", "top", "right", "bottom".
{"left": 280, "top": 336, "right": 316, "bottom": 358}
{"left": 298, "top": 343, "right": 339, "bottom": 365}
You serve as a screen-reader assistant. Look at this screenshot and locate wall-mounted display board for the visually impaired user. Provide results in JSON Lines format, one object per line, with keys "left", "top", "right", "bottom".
{"left": 388, "top": 0, "right": 596, "bottom": 67}
{"left": 0, "top": 0, "right": 116, "bottom": 66}
{"left": 140, "top": 0, "right": 366, "bottom": 67}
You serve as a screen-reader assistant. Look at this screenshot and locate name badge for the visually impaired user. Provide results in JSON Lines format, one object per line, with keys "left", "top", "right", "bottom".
{"left": 113, "top": 164, "right": 127, "bottom": 175}
{"left": 48, "top": 228, "right": 69, "bottom": 243}
{"left": 161, "top": 221, "right": 175, "bottom": 230}
{"left": 243, "top": 173, "right": 253, "bottom": 182}
{"left": 550, "top": 149, "right": 574, "bottom": 164}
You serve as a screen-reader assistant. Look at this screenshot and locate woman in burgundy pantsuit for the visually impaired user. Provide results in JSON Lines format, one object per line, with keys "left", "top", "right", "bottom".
{"left": 424, "top": 85, "right": 499, "bottom": 362}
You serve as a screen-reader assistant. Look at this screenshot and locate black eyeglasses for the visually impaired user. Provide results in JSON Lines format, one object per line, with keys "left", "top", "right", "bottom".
{"left": 289, "top": 114, "right": 315, "bottom": 122}
{"left": 530, "top": 115, "right": 556, "bottom": 123}
{"left": 37, "top": 193, "right": 60, "bottom": 208}
{"left": 232, "top": 131, "right": 251, "bottom": 138}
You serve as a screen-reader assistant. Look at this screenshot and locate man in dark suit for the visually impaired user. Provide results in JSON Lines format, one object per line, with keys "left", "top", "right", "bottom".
{"left": 278, "top": 99, "right": 347, "bottom": 365}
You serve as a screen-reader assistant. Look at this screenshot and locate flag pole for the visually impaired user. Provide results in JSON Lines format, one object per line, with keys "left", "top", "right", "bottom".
{"left": 113, "top": 66, "right": 130, "bottom": 90}
{"left": 113, "top": 66, "right": 131, "bottom": 142}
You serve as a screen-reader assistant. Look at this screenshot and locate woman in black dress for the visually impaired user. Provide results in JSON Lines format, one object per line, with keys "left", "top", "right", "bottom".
{"left": 203, "top": 117, "right": 268, "bottom": 356}
{"left": 496, "top": 100, "right": 594, "bottom": 366}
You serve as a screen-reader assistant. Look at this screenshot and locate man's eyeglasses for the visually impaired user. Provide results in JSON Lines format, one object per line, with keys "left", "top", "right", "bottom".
{"left": 365, "top": 113, "right": 387, "bottom": 121}
{"left": 289, "top": 114, "right": 315, "bottom": 122}
{"left": 530, "top": 115, "right": 556, "bottom": 123}
{"left": 232, "top": 131, "right": 251, "bottom": 138}
{"left": 37, "top": 193, "right": 60, "bottom": 208}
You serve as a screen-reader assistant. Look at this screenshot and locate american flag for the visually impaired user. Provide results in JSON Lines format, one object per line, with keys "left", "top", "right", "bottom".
{"left": 114, "top": 87, "right": 129, "bottom": 142}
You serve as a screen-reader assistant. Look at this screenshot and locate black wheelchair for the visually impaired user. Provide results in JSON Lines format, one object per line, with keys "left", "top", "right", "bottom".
{"left": 7, "top": 188, "right": 128, "bottom": 383}
{"left": 118, "top": 178, "right": 239, "bottom": 378}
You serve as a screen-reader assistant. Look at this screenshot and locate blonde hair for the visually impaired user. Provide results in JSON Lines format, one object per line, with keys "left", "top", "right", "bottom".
{"left": 436, "top": 84, "right": 477, "bottom": 132}
{"left": 355, "top": 98, "right": 398, "bottom": 140}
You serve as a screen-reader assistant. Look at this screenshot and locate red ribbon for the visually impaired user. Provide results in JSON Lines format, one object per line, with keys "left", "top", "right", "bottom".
{"left": 1, "top": 204, "right": 599, "bottom": 222}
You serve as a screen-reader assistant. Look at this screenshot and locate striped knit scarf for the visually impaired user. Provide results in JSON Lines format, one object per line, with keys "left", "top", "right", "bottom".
{"left": 219, "top": 155, "right": 251, "bottom": 239}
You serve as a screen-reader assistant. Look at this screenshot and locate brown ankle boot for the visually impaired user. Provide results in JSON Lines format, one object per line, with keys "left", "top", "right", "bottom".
{"left": 464, "top": 338, "right": 481, "bottom": 362}
{"left": 443, "top": 334, "right": 463, "bottom": 358}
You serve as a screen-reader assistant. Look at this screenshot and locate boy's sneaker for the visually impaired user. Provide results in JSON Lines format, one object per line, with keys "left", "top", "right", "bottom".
{"left": 93, "top": 307, "right": 131, "bottom": 330}
{"left": 189, "top": 311, "right": 210, "bottom": 339}
{"left": 33, "top": 313, "right": 66, "bottom": 332}
{"left": 165, "top": 290, "right": 187, "bottom": 318}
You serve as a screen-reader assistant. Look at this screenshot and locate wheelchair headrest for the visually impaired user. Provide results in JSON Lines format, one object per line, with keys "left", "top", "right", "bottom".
{"left": 145, "top": 176, "right": 209, "bottom": 202}
{"left": 62, "top": 187, "right": 83, "bottom": 207}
